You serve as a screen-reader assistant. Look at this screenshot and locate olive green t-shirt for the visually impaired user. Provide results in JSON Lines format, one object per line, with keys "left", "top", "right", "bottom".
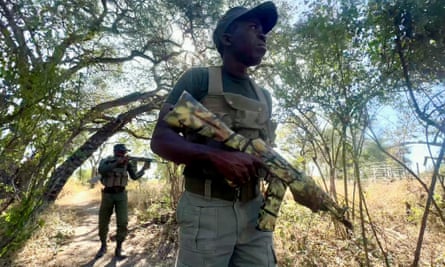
{"left": 166, "top": 67, "right": 272, "bottom": 115}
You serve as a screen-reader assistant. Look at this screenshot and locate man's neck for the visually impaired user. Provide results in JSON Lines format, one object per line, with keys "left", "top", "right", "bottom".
{"left": 222, "top": 56, "right": 249, "bottom": 78}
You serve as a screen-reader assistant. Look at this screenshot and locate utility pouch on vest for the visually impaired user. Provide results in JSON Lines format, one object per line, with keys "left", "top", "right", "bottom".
{"left": 203, "top": 66, "right": 275, "bottom": 142}
{"left": 224, "top": 93, "right": 269, "bottom": 128}
{"left": 99, "top": 156, "right": 129, "bottom": 187}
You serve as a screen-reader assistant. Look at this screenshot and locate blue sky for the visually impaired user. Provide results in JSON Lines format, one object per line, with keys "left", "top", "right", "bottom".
{"left": 373, "top": 104, "right": 442, "bottom": 174}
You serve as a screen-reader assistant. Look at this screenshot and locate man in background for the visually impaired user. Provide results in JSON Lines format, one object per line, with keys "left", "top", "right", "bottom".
{"left": 96, "top": 143, "right": 150, "bottom": 260}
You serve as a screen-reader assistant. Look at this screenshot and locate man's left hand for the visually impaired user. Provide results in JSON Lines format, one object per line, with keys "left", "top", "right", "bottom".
{"left": 142, "top": 161, "right": 151, "bottom": 170}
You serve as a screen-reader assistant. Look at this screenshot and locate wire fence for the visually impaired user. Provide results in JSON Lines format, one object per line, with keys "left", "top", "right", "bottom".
{"left": 361, "top": 163, "right": 410, "bottom": 181}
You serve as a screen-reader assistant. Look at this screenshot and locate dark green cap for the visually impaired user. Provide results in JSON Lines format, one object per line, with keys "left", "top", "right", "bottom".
{"left": 213, "top": 1, "right": 278, "bottom": 56}
{"left": 114, "top": 144, "right": 130, "bottom": 152}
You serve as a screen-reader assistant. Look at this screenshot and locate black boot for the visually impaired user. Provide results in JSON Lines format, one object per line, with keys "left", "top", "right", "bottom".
{"left": 115, "top": 241, "right": 127, "bottom": 260}
{"left": 95, "top": 242, "right": 107, "bottom": 258}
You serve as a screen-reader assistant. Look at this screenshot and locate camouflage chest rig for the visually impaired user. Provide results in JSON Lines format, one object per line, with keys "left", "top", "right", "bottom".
{"left": 184, "top": 66, "right": 276, "bottom": 201}
{"left": 100, "top": 156, "right": 129, "bottom": 187}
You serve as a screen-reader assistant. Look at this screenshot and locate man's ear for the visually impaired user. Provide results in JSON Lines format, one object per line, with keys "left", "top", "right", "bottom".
{"left": 221, "top": 33, "right": 232, "bottom": 47}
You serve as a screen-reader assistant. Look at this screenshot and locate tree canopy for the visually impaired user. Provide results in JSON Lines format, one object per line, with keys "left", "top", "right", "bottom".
{"left": 1, "top": 0, "right": 444, "bottom": 265}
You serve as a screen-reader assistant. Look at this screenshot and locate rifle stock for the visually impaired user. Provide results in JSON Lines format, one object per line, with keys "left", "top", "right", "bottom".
{"left": 164, "top": 91, "right": 352, "bottom": 231}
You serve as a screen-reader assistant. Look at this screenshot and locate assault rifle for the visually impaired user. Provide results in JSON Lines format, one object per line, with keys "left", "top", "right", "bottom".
{"left": 163, "top": 91, "right": 353, "bottom": 232}
{"left": 89, "top": 156, "right": 155, "bottom": 186}
{"left": 128, "top": 156, "right": 168, "bottom": 164}
{"left": 128, "top": 156, "right": 153, "bottom": 163}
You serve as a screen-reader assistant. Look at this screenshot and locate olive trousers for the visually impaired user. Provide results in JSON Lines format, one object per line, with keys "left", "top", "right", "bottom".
{"left": 98, "top": 190, "right": 128, "bottom": 243}
{"left": 175, "top": 191, "right": 277, "bottom": 267}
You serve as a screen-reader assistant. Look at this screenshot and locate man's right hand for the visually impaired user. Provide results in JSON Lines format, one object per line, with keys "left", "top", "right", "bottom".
{"left": 208, "top": 150, "right": 266, "bottom": 186}
{"left": 117, "top": 156, "right": 129, "bottom": 165}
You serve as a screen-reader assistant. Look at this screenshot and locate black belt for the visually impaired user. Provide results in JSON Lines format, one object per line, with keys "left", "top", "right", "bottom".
{"left": 103, "top": 186, "right": 125, "bottom": 194}
{"left": 184, "top": 177, "right": 258, "bottom": 202}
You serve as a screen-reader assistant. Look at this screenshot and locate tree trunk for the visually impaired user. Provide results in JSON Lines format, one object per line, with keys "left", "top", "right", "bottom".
{"left": 43, "top": 101, "right": 161, "bottom": 202}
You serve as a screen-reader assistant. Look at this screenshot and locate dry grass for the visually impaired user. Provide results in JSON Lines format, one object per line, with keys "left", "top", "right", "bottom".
{"left": 274, "top": 178, "right": 445, "bottom": 266}
{"left": 3, "top": 177, "right": 445, "bottom": 267}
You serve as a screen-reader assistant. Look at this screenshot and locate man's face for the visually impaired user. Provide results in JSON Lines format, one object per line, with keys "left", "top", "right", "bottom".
{"left": 115, "top": 150, "right": 127, "bottom": 157}
{"left": 226, "top": 17, "right": 267, "bottom": 66}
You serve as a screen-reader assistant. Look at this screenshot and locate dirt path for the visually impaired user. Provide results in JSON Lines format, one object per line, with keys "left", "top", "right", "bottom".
{"left": 11, "top": 188, "right": 177, "bottom": 267}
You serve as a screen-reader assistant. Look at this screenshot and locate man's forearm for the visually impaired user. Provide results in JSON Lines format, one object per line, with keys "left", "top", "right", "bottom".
{"left": 135, "top": 170, "right": 145, "bottom": 179}
{"left": 151, "top": 117, "right": 223, "bottom": 166}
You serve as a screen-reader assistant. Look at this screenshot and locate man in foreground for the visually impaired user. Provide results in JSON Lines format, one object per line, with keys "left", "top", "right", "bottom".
{"left": 151, "top": 1, "right": 279, "bottom": 266}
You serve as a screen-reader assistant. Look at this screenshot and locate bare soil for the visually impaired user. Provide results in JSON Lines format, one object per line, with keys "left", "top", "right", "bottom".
{"left": 7, "top": 187, "right": 177, "bottom": 267}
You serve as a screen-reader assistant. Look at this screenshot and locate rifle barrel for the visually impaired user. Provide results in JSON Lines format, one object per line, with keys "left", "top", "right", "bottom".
{"left": 128, "top": 156, "right": 153, "bottom": 162}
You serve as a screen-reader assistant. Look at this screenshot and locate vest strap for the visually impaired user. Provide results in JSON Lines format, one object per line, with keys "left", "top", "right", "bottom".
{"left": 208, "top": 66, "right": 224, "bottom": 95}
{"left": 250, "top": 79, "right": 270, "bottom": 116}
{"left": 207, "top": 66, "right": 270, "bottom": 116}
{"left": 204, "top": 179, "right": 212, "bottom": 200}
